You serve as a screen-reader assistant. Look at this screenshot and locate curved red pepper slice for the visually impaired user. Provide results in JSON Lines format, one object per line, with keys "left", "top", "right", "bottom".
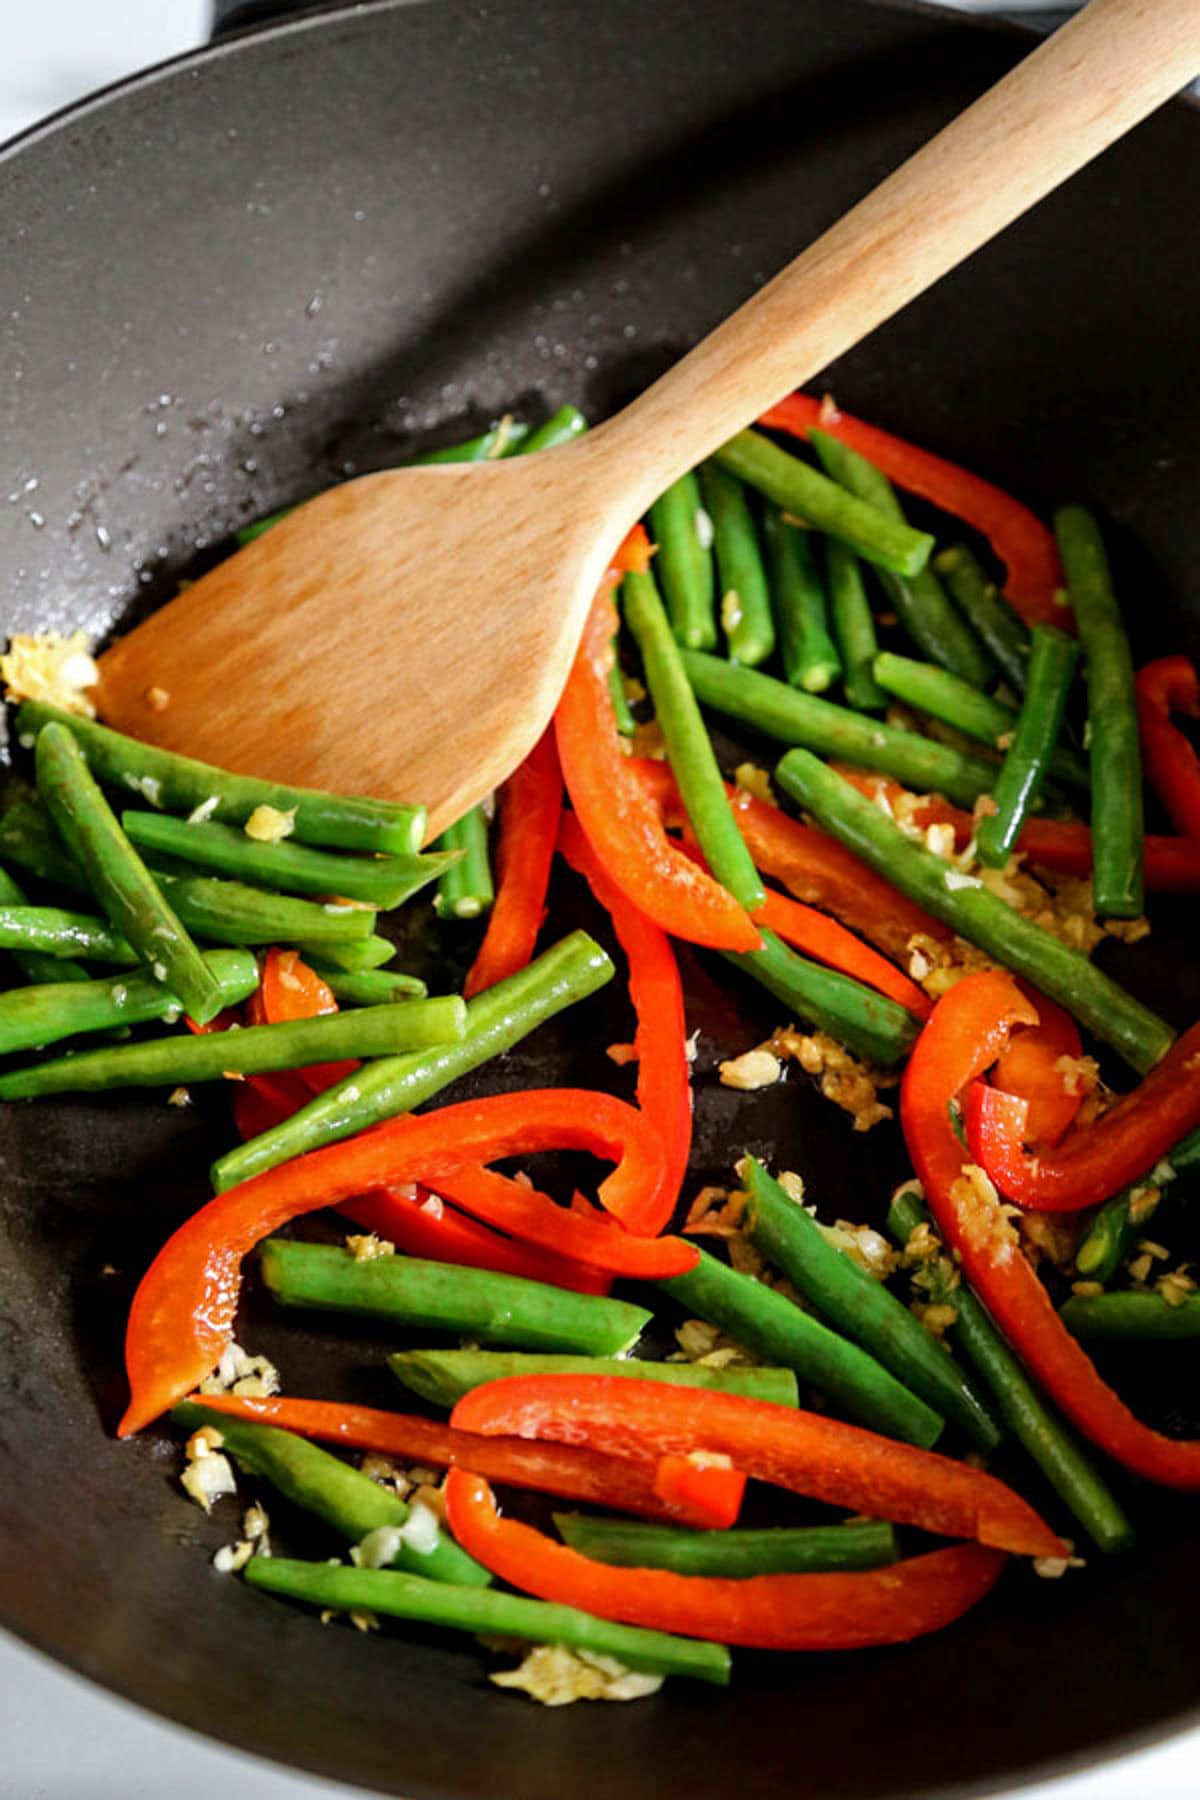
{"left": 450, "top": 1375, "right": 1063, "bottom": 1557}
{"left": 192, "top": 1393, "right": 715, "bottom": 1524}
{"left": 759, "top": 391, "right": 1063, "bottom": 628}
{"left": 653, "top": 1455, "right": 746, "bottom": 1530}
{"left": 632, "top": 759, "right": 948, "bottom": 959}
{"left": 554, "top": 591, "right": 761, "bottom": 953}
{"left": 119, "top": 1089, "right": 671, "bottom": 1435}
{"left": 1136, "top": 656, "right": 1200, "bottom": 840}
{"left": 990, "top": 989, "right": 1082, "bottom": 1148}
{"left": 903, "top": 971, "right": 1200, "bottom": 1489}
{"left": 558, "top": 812, "right": 692, "bottom": 1233}
{"left": 341, "top": 1184, "right": 612, "bottom": 1295}
{"left": 966, "top": 1018, "right": 1200, "bottom": 1212}
{"left": 464, "top": 728, "right": 563, "bottom": 998}
{"left": 444, "top": 1469, "right": 1005, "bottom": 1650}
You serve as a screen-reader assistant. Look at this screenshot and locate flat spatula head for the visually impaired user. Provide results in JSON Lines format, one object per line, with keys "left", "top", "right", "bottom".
{"left": 97, "top": 449, "right": 624, "bottom": 838}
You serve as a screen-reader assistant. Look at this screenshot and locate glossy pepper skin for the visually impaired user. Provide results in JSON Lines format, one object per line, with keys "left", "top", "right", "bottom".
{"left": 444, "top": 1468, "right": 1006, "bottom": 1650}
{"left": 464, "top": 727, "right": 562, "bottom": 998}
{"left": 1135, "top": 655, "right": 1200, "bottom": 840}
{"left": 902, "top": 971, "right": 1200, "bottom": 1489}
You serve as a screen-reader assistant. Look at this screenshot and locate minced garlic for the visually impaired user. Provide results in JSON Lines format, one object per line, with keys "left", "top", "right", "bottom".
{"left": 718, "top": 1048, "right": 782, "bottom": 1091}
{"left": 346, "top": 1232, "right": 394, "bottom": 1262}
{"left": 949, "top": 1164, "right": 1021, "bottom": 1265}
{"left": 1, "top": 630, "right": 98, "bottom": 716}
{"left": 721, "top": 590, "right": 743, "bottom": 634}
{"left": 198, "top": 1340, "right": 281, "bottom": 1400}
{"left": 734, "top": 762, "right": 775, "bottom": 806}
{"left": 766, "top": 1026, "right": 895, "bottom": 1131}
{"left": 244, "top": 804, "right": 296, "bottom": 843}
{"left": 490, "top": 1643, "right": 663, "bottom": 1706}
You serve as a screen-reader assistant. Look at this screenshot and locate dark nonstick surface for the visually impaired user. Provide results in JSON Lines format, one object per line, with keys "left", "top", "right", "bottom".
{"left": 2, "top": 3, "right": 1199, "bottom": 1796}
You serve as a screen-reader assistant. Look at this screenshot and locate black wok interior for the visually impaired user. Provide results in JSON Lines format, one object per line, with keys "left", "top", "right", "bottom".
{"left": 1, "top": 2, "right": 1199, "bottom": 1795}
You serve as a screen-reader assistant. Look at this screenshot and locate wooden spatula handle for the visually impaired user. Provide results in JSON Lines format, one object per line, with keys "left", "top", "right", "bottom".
{"left": 597, "top": 0, "right": 1200, "bottom": 503}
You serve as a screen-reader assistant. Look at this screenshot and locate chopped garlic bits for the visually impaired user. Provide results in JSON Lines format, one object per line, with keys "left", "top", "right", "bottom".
{"left": 198, "top": 1340, "right": 281, "bottom": 1401}
{"left": 718, "top": 1048, "right": 782, "bottom": 1091}
{"left": 244, "top": 804, "right": 296, "bottom": 843}
{"left": 490, "top": 1643, "right": 663, "bottom": 1706}
{"left": 181, "top": 1427, "right": 236, "bottom": 1514}
{"left": 345, "top": 1232, "right": 395, "bottom": 1262}
{"left": 1, "top": 630, "right": 98, "bottom": 716}
{"left": 767, "top": 1026, "right": 895, "bottom": 1131}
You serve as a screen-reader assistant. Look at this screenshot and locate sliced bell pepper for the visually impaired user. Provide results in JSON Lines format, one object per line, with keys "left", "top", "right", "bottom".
{"left": 232, "top": 1069, "right": 311, "bottom": 1140}
{"left": 258, "top": 945, "right": 358, "bottom": 1092}
{"left": 653, "top": 1455, "right": 746, "bottom": 1531}
{"left": 443, "top": 1469, "right": 1005, "bottom": 1649}
{"left": 464, "top": 728, "right": 563, "bottom": 998}
{"left": 903, "top": 971, "right": 1200, "bottom": 1488}
{"left": 632, "top": 759, "right": 948, "bottom": 959}
{"left": 340, "top": 1184, "right": 613, "bottom": 1296}
{"left": 834, "top": 765, "right": 1200, "bottom": 893}
{"left": 558, "top": 812, "right": 692, "bottom": 1233}
{"left": 759, "top": 392, "right": 1063, "bottom": 628}
{"left": 449, "top": 1375, "right": 1063, "bottom": 1557}
{"left": 191, "top": 1393, "right": 717, "bottom": 1525}
{"left": 1136, "top": 656, "right": 1200, "bottom": 840}
{"left": 554, "top": 590, "right": 761, "bottom": 953}
{"left": 990, "top": 987, "right": 1083, "bottom": 1148}
{"left": 119, "top": 1089, "right": 669, "bottom": 1435}
{"left": 607, "top": 523, "right": 655, "bottom": 580}
{"left": 966, "top": 1018, "right": 1200, "bottom": 1212}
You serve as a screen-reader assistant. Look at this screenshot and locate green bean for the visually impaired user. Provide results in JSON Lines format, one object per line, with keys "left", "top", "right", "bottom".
{"left": 261, "top": 1241, "right": 651, "bottom": 1356}
{"left": 1055, "top": 507, "right": 1143, "bottom": 917}
{"left": 172, "top": 1402, "right": 488, "bottom": 1586}
{"left": 235, "top": 511, "right": 289, "bottom": 545}
{"left": 935, "top": 545, "right": 1031, "bottom": 694}
{"left": 0, "top": 951, "right": 258, "bottom": 1057}
{"left": 978, "top": 628, "right": 1081, "bottom": 868}
{"left": 0, "top": 997, "right": 466, "bottom": 1100}
{"left": 872, "top": 652, "right": 1087, "bottom": 791}
{"left": 760, "top": 506, "right": 841, "bottom": 694}
{"left": 0, "top": 862, "right": 90, "bottom": 984}
{"left": 407, "top": 417, "right": 531, "bottom": 464}
{"left": 432, "top": 806, "right": 493, "bottom": 920}
{"left": 810, "top": 429, "right": 992, "bottom": 685}
{"left": 825, "top": 540, "right": 885, "bottom": 711}
{"left": 36, "top": 725, "right": 225, "bottom": 1024}
{"left": 886, "top": 1188, "right": 1133, "bottom": 1553}
{"left": 776, "top": 750, "right": 1171, "bottom": 1073}
{"left": 657, "top": 1244, "right": 942, "bottom": 1447}
{"left": 121, "top": 811, "right": 455, "bottom": 910}
{"left": 681, "top": 652, "right": 997, "bottom": 809}
{"left": 622, "top": 567, "right": 763, "bottom": 909}
{"left": 608, "top": 652, "right": 637, "bottom": 736}
{"left": 715, "top": 431, "right": 933, "bottom": 577}
{"left": 244, "top": 1558, "right": 730, "bottom": 1685}
{"left": 300, "top": 935, "right": 397, "bottom": 973}
{"left": 553, "top": 1515, "right": 898, "bottom": 1577}
{"left": 1075, "top": 1185, "right": 1160, "bottom": 1284}
{"left": 1061, "top": 1292, "right": 1200, "bottom": 1340}
{"left": 722, "top": 926, "right": 919, "bottom": 1068}
{"left": 698, "top": 461, "right": 775, "bottom": 667}
{"left": 647, "top": 470, "right": 718, "bottom": 651}
{"left": 518, "top": 405, "right": 587, "bottom": 453}
{"left": 387, "top": 1349, "right": 798, "bottom": 1410}
{"left": 742, "top": 1159, "right": 999, "bottom": 1450}
{"left": 212, "top": 931, "right": 613, "bottom": 1189}
{"left": 17, "top": 702, "right": 425, "bottom": 856}
{"left": 0, "top": 905, "right": 137, "bottom": 965}
{"left": 158, "top": 875, "right": 376, "bottom": 946}
{"left": 310, "top": 967, "right": 428, "bottom": 1006}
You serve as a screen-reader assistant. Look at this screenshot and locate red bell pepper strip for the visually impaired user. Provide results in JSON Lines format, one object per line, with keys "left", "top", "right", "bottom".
{"left": 554, "top": 590, "right": 761, "bottom": 953}
{"left": 990, "top": 988, "right": 1083, "bottom": 1148}
{"left": 232, "top": 1070, "right": 311, "bottom": 1140}
{"left": 450, "top": 1376, "right": 1064, "bottom": 1557}
{"left": 759, "top": 391, "right": 1063, "bottom": 628}
{"left": 834, "top": 766, "right": 1200, "bottom": 893}
{"left": 364, "top": 1160, "right": 695, "bottom": 1278}
{"left": 903, "top": 972, "right": 1200, "bottom": 1488}
{"left": 754, "top": 883, "right": 931, "bottom": 1018}
{"left": 558, "top": 812, "right": 692, "bottom": 1233}
{"left": 340, "top": 1184, "right": 613, "bottom": 1296}
{"left": 119, "top": 1089, "right": 669, "bottom": 1435}
{"left": 607, "top": 522, "right": 655, "bottom": 580}
{"left": 966, "top": 1017, "right": 1200, "bottom": 1212}
{"left": 464, "top": 728, "right": 563, "bottom": 998}
{"left": 259, "top": 945, "right": 358, "bottom": 1092}
{"left": 1136, "top": 656, "right": 1200, "bottom": 840}
{"left": 444, "top": 1469, "right": 1005, "bottom": 1649}
{"left": 632, "top": 759, "right": 948, "bottom": 959}
{"left": 192, "top": 1393, "right": 714, "bottom": 1525}
{"left": 653, "top": 1456, "right": 746, "bottom": 1530}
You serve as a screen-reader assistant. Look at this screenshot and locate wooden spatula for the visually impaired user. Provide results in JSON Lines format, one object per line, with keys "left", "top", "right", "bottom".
{"left": 97, "top": 0, "right": 1199, "bottom": 839}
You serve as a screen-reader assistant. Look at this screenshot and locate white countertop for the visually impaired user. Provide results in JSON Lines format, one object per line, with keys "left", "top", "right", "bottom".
{"left": 1, "top": 6, "right": 1196, "bottom": 1797}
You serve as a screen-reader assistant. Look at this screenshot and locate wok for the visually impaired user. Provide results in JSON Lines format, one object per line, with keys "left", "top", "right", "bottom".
{"left": 1, "top": 2, "right": 1198, "bottom": 1796}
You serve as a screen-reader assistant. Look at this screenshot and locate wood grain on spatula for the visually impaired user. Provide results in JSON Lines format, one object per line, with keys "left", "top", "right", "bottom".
{"left": 96, "top": 0, "right": 1200, "bottom": 840}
